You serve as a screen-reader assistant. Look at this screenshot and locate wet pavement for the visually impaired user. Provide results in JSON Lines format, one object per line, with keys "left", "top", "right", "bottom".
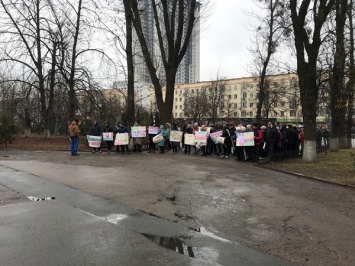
{"left": 0, "top": 150, "right": 354, "bottom": 265}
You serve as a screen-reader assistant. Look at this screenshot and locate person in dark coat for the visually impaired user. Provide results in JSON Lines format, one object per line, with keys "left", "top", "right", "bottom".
{"left": 221, "top": 123, "right": 232, "bottom": 159}
{"left": 265, "top": 121, "right": 277, "bottom": 161}
{"left": 89, "top": 120, "right": 102, "bottom": 153}
{"left": 103, "top": 121, "right": 114, "bottom": 152}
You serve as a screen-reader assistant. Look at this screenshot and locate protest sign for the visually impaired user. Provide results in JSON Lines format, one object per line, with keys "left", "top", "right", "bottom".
{"left": 194, "top": 131, "right": 207, "bottom": 143}
{"left": 102, "top": 132, "right": 114, "bottom": 141}
{"left": 170, "top": 131, "right": 182, "bottom": 142}
{"left": 236, "top": 132, "right": 255, "bottom": 146}
{"left": 148, "top": 126, "right": 159, "bottom": 134}
{"left": 209, "top": 131, "right": 223, "bottom": 144}
{"left": 184, "top": 133, "right": 195, "bottom": 145}
{"left": 131, "top": 126, "right": 146, "bottom": 138}
{"left": 87, "top": 135, "right": 102, "bottom": 148}
{"left": 114, "top": 133, "right": 129, "bottom": 145}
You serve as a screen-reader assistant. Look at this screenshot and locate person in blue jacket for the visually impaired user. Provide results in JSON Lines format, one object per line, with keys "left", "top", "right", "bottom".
{"left": 157, "top": 125, "right": 167, "bottom": 153}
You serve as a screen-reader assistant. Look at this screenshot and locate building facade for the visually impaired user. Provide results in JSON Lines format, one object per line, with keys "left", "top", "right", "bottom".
{"left": 149, "top": 73, "right": 329, "bottom": 125}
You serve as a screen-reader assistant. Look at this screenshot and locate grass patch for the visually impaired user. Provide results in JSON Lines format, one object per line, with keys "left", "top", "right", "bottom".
{"left": 263, "top": 149, "right": 355, "bottom": 186}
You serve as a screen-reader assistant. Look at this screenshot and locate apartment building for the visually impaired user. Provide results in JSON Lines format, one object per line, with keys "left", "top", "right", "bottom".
{"left": 149, "top": 73, "right": 329, "bottom": 124}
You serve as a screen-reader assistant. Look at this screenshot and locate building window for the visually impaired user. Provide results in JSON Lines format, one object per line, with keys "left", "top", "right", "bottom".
{"left": 234, "top": 103, "right": 238, "bottom": 108}
{"left": 249, "top": 103, "right": 253, "bottom": 108}
{"left": 242, "top": 102, "right": 246, "bottom": 108}
{"left": 249, "top": 112, "right": 253, "bottom": 117}
{"left": 281, "top": 111, "right": 285, "bottom": 117}
{"left": 175, "top": 105, "right": 177, "bottom": 109}
{"left": 228, "top": 95, "right": 231, "bottom": 99}
{"left": 179, "top": 97, "right": 182, "bottom": 102}
{"left": 180, "top": 105, "right": 182, "bottom": 109}
{"left": 290, "top": 110, "right": 296, "bottom": 117}
{"left": 192, "top": 89, "right": 194, "bottom": 94}
{"left": 242, "top": 92, "right": 247, "bottom": 99}
{"left": 281, "top": 101, "right": 285, "bottom": 107}
{"left": 234, "top": 94, "right": 237, "bottom": 99}
{"left": 234, "top": 112, "right": 238, "bottom": 117}
{"left": 241, "top": 111, "right": 246, "bottom": 117}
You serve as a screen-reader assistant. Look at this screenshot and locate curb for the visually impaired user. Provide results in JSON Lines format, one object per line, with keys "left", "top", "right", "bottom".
{"left": 258, "top": 164, "right": 355, "bottom": 190}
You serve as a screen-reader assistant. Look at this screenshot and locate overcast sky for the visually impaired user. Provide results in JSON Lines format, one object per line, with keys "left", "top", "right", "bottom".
{"left": 200, "top": 0, "right": 260, "bottom": 81}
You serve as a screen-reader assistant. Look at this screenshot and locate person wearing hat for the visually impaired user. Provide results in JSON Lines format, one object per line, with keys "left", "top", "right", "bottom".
{"left": 69, "top": 119, "right": 81, "bottom": 156}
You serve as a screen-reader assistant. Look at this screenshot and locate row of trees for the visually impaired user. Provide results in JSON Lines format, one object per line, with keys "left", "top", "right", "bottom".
{"left": 0, "top": 0, "right": 354, "bottom": 162}
{"left": 249, "top": 0, "right": 355, "bottom": 161}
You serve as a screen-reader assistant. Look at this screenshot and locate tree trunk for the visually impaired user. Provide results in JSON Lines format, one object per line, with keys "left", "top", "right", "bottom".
{"left": 347, "top": 0, "right": 355, "bottom": 148}
{"left": 123, "top": 0, "right": 135, "bottom": 127}
{"left": 299, "top": 67, "right": 318, "bottom": 162}
{"left": 330, "top": 0, "right": 347, "bottom": 151}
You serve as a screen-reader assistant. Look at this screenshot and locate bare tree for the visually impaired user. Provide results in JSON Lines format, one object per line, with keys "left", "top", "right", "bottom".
{"left": 289, "top": 0, "right": 336, "bottom": 162}
{"left": 129, "top": 0, "right": 200, "bottom": 124}
{"left": 206, "top": 77, "right": 226, "bottom": 124}
{"left": 249, "top": 0, "right": 288, "bottom": 122}
{"left": 0, "top": 0, "right": 59, "bottom": 134}
{"left": 184, "top": 90, "right": 209, "bottom": 123}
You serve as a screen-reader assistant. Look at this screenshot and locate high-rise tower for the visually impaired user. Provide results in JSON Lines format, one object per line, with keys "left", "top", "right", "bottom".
{"left": 133, "top": 0, "right": 200, "bottom": 85}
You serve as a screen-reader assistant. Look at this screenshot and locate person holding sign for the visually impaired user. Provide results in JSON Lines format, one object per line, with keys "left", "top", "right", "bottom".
{"left": 147, "top": 122, "right": 158, "bottom": 153}
{"left": 89, "top": 120, "right": 102, "bottom": 153}
{"left": 183, "top": 123, "right": 193, "bottom": 154}
{"left": 116, "top": 122, "right": 130, "bottom": 154}
{"left": 157, "top": 125, "right": 167, "bottom": 153}
{"left": 170, "top": 124, "right": 181, "bottom": 153}
{"left": 131, "top": 122, "right": 144, "bottom": 152}
{"left": 103, "top": 121, "right": 114, "bottom": 152}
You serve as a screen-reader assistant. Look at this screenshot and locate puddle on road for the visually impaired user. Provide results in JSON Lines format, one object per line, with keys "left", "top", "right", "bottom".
{"left": 104, "top": 214, "right": 128, "bottom": 224}
{"left": 196, "top": 227, "right": 234, "bottom": 244}
{"left": 142, "top": 233, "right": 221, "bottom": 265}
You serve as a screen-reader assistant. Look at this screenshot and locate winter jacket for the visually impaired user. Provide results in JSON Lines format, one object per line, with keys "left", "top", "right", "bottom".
{"left": 157, "top": 129, "right": 167, "bottom": 147}
{"left": 254, "top": 128, "right": 263, "bottom": 146}
{"left": 69, "top": 121, "right": 80, "bottom": 138}
{"left": 90, "top": 124, "right": 102, "bottom": 136}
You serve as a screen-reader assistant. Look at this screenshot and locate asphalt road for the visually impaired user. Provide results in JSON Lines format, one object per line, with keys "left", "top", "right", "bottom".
{"left": 0, "top": 150, "right": 354, "bottom": 266}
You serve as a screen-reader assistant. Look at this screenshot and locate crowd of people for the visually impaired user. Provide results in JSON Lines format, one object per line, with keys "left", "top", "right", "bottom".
{"left": 68, "top": 119, "right": 330, "bottom": 163}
